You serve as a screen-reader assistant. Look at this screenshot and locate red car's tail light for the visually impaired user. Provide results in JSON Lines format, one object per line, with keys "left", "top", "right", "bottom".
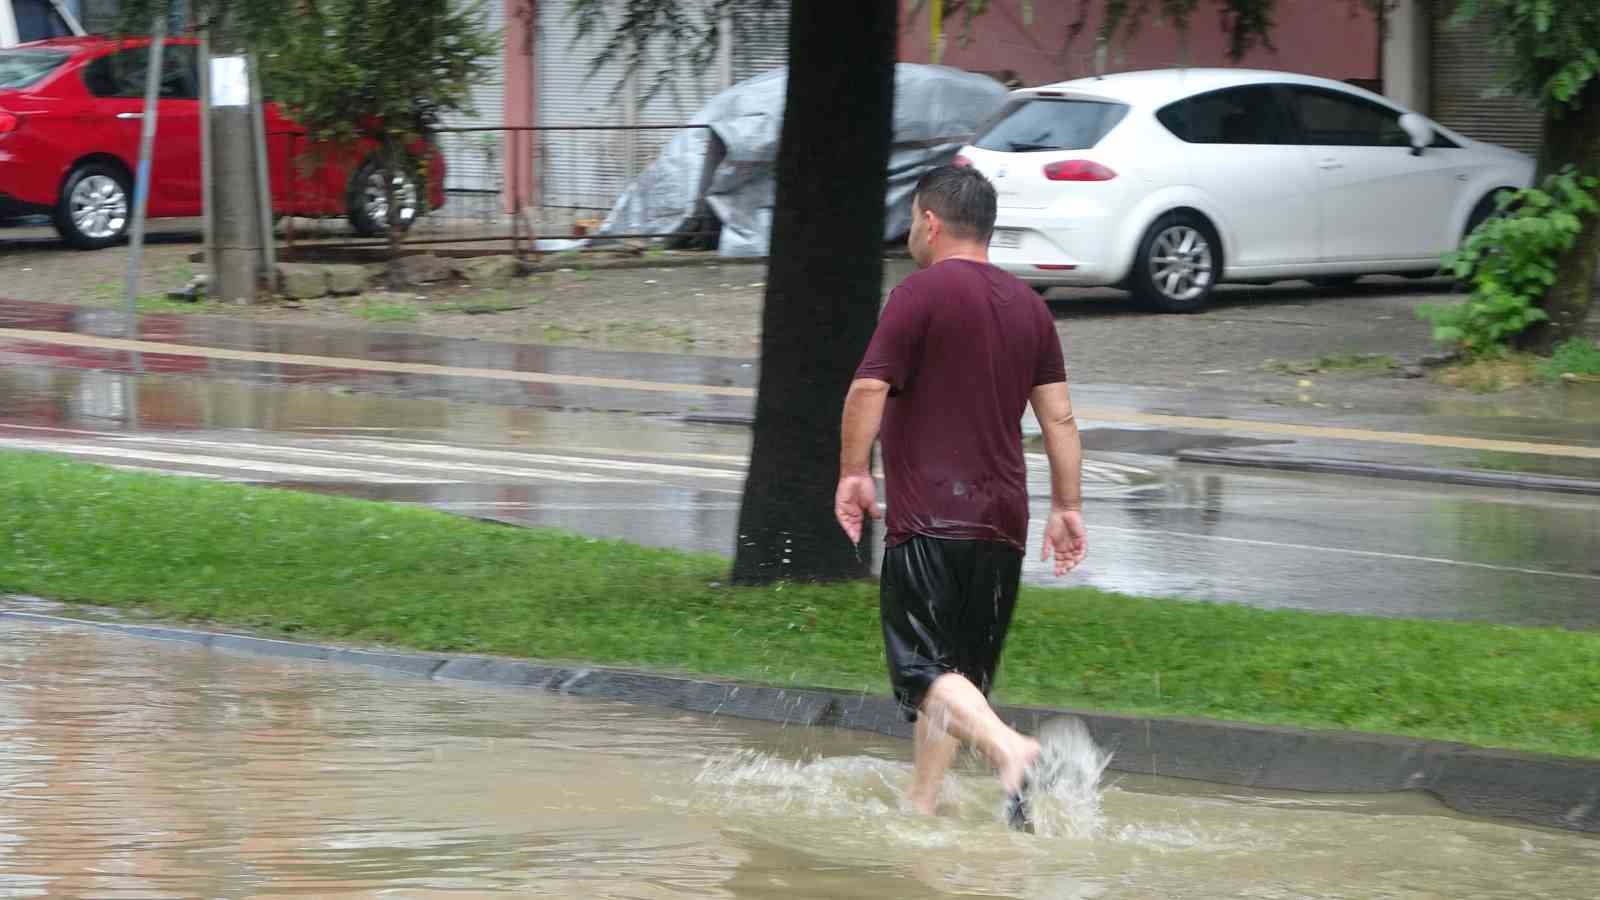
{"left": 1043, "top": 159, "right": 1116, "bottom": 181}
{"left": 0, "top": 113, "right": 19, "bottom": 134}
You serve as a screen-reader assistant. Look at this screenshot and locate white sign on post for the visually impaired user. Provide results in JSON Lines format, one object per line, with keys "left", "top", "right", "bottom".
{"left": 209, "top": 56, "right": 249, "bottom": 108}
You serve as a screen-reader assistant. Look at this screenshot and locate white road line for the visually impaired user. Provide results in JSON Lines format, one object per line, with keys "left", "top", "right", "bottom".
{"left": 8, "top": 432, "right": 662, "bottom": 487}
{"left": 0, "top": 438, "right": 457, "bottom": 485}
{"left": 1090, "top": 523, "right": 1600, "bottom": 583}
{"left": 300, "top": 437, "right": 745, "bottom": 479}
{"left": 426, "top": 502, "right": 742, "bottom": 512}
{"left": 97, "top": 464, "right": 263, "bottom": 482}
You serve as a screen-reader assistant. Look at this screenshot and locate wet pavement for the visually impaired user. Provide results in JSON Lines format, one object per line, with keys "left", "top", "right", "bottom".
{"left": 3, "top": 618, "right": 1596, "bottom": 899}
{"left": 4, "top": 296, "right": 1600, "bottom": 448}
{"left": 3, "top": 364, "right": 1597, "bottom": 629}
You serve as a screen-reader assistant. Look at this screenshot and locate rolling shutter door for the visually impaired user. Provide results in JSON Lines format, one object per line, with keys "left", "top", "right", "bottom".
{"left": 535, "top": 1, "right": 634, "bottom": 211}
{"left": 435, "top": 0, "right": 507, "bottom": 212}
{"left": 731, "top": 1, "right": 787, "bottom": 82}
{"left": 1430, "top": 9, "right": 1543, "bottom": 154}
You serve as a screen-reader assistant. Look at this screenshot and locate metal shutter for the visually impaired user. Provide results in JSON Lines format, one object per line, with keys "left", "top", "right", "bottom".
{"left": 434, "top": 0, "right": 507, "bottom": 213}
{"left": 535, "top": 0, "right": 636, "bottom": 212}
{"left": 730, "top": 0, "right": 787, "bottom": 83}
{"left": 1430, "top": 9, "right": 1543, "bottom": 154}
{"left": 535, "top": 0, "right": 789, "bottom": 215}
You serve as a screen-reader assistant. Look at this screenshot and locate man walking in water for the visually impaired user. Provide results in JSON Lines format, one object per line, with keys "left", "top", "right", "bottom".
{"left": 835, "top": 165, "right": 1088, "bottom": 827}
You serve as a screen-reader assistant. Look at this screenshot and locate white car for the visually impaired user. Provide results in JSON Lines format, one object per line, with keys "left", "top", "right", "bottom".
{"left": 956, "top": 68, "right": 1535, "bottom": 312}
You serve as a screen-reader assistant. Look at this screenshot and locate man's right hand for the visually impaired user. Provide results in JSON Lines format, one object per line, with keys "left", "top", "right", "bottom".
{"left": 834, "top": 474, "right": 881, "bottom": 546}
{"left": 1042, "top": 508, "right": 1088, "bottom": 576}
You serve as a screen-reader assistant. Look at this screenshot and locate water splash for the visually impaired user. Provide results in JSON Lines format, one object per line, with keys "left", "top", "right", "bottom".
{"left": 693, "top": 749, "right": 903, "bottom": 819}
{"left": 1013, "top": 716, "right": 1114, "bottom": 839}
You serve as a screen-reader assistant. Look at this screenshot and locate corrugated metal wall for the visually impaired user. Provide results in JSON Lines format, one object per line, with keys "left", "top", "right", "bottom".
{"left": 1430, "top": 7, "right": 1543, "bottom": 154}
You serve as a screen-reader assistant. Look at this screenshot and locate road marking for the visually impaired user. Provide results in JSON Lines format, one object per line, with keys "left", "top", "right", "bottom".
{"left": 300, "top": 437, "right": 744, "bottom": 479}
{"left": 1089, "top": 523, "right": 1600, "bottom": 583}
{"left": 1076, "top": 409, "right": 1600, "bottom": 460}
{"left": 0, "top": 432, "right": 664, "bottom": 487}
{"left": 6, "top": 326, "right": 1597, "bottom": 461}
{"left": 0, "top": 437, "right": 460, "bottom": 484}
{"left": 0, "top": 327, "right": 753, "bottom": 397}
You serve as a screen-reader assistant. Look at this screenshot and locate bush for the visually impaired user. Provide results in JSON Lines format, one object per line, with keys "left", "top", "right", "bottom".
{"left": 1537, "top": 337, "right": 1600, "bottom": 381}
{"left": 1419, "top": 168, "right": 1600, "bottom": 357}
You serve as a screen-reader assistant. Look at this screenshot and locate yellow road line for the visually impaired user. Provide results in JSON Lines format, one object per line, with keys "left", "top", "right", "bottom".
{"left": 5, "top": 327, "right": 1598, "bottom": 460}
{"left": 0, "top": 327, "right": 751, "bottom": 397}
{"left": 1075, "top": 409, "right": 1600, "bottom": 460}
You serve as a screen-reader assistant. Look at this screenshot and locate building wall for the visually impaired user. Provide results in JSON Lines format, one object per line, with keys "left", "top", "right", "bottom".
{"left": 898, "top": 0, "right": 1378, "bottom": 88}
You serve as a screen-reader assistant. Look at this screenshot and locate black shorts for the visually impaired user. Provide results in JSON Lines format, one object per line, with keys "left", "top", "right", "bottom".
{"left": 880, "top": 535, "right": 1023, "bottom": 721}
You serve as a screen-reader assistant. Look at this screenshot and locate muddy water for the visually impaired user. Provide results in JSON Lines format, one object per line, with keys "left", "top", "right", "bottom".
{"left": 2, "top": 621, "right": 1594, "bottom": 898}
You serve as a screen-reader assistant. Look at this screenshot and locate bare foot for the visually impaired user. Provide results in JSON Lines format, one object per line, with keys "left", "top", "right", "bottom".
{"left": 996, "top": 735, "right": 1041, "bottom": 795}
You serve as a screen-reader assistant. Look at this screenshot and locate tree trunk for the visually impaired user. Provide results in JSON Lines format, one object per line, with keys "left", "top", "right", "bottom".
{"left": 1516, "top": 80, "right": 1600, "bottom": 354}
{"left": 729, "top": 2, "right": 897, "bottom": 585}
{"left": 210, "top": 11, "right": 265, "bottom": 303}
{"left": 384, "top": 138, "right": 403, "bottom": 287}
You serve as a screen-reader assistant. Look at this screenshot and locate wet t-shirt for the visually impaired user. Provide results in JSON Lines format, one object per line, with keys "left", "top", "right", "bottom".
{"left": 854, "top": 258, "right": 1066, "bottom": 551}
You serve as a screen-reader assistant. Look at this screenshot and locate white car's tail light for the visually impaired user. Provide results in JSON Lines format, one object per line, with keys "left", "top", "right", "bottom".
{"left": 1043, "top": 160, "right": 1116, "bottom": 181}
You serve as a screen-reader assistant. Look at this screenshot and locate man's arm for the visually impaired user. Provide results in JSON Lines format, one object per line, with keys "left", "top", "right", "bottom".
{"left": 1029, "top": 381, "right": 1088, "bottom": 575}
{"left": 835, "top": 378, "right": 890, "bottom": 545}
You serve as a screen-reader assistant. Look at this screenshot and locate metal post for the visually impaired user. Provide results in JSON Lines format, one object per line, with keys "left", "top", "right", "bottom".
{"left": 247, "top": 51, "right": 276, "bottom": 280}
{"left": 198, "top": 28, "right": 216, "bottom": 289}
{"left": 122, "top": 5, "right": 168, "bottom": 372}
{"left": 717, "top": 9, "right": 733, "bottom": 92}
{"left": 510, "top": 129, "right": 522, "bottom": 259}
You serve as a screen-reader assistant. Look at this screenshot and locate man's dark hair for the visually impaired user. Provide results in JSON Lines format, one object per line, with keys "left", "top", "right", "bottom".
{"left": 913, "top": 165, "right": 997, "bottom": 242}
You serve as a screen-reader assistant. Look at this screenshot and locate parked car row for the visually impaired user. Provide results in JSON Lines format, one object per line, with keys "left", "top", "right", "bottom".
{"left": 0, "top": 36, "right": 445, "bottom": 249}
{"left": 957, "top": 68, "right": 1535, "bottom": 311}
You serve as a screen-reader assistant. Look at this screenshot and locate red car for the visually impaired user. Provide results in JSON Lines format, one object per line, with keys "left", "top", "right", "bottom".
{"left": 0, "top": 36, "right": 446, "bottom": 249}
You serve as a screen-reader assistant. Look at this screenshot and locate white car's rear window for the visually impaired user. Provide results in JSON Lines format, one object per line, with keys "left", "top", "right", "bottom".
{"left": 973, "top": 98, "right": 1128, "bottom": 153}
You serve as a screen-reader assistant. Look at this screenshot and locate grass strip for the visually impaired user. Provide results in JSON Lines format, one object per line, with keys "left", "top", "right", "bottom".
{"left": 3, "top": 451, "right": 1596, "bottom": 758}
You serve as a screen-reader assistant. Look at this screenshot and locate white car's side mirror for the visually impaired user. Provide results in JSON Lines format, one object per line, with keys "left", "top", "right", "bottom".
{"left": 1399, "top": 113, "right": 1435, "bottom": 156}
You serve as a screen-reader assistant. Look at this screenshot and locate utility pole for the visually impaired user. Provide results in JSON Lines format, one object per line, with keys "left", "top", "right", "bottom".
{"left": 206, "top": 8, "right": 265, "bottom": 303}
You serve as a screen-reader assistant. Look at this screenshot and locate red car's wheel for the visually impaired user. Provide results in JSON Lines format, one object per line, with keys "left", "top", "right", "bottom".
{"left": 347, "top": 158, "right": 421, "bottom": 237}
{"left": 55, "top": 162, "right": 131, "bottom": 250}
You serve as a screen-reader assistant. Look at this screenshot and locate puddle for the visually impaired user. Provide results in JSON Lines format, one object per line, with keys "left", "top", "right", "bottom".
{"left": 1, "top": 620, "right": 1594, "bottom": 898}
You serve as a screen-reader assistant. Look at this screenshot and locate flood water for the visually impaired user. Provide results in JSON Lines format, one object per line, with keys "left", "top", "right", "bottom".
{"left": 2, "top": 620, "right": 1595, "bottom": 899}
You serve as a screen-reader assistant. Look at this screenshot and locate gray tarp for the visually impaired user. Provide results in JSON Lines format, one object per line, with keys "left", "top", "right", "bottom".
{"left": 595, "top": 63, "right": 1009, "bottom": 257}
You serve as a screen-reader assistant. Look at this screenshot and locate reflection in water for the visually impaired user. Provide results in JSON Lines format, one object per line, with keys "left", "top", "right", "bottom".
{"left": 1, "top": 621, "right": 1596, "bottom": 898}
{"left": 1055, "top": 469, "right": 1600, "bottom": 628}
{"left": 2, "top": 365, "right": 1599, "bottom": 629}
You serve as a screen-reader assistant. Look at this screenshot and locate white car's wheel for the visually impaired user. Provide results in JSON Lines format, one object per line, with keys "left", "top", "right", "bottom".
{"left": 1129, "top": 213, "right": 1221, "bottom": 313}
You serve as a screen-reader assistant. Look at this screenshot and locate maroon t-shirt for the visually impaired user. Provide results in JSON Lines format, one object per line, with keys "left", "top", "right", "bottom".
{"left": 855, "top": 258, "right": 1066, "bottom": 551}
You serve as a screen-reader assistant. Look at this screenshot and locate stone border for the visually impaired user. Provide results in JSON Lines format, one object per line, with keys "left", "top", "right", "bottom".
{"left": 1178, "top": 448, "right": 1600, "bottom": 496}
{"left": 4, "top": 608, "right": 1595, "bottom": 835}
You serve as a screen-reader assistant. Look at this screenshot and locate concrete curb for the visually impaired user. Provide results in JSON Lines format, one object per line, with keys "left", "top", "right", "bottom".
{"left": 5, "top": 609, "right": 1596, "bottom": 835}
{"left": 1178, "top": 448, "right": 1600, "bottom": 496}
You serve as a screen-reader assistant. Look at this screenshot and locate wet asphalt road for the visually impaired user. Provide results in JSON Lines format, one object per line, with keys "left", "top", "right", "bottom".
{"left": 2, "top": 347, "right": 1596, "bottom": 629}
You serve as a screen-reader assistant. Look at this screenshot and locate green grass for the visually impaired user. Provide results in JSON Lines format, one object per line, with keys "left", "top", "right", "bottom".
{"left": 355, "top": 302, "right": 420, "bottom": 324}
{"left": 1268, "top": 354, "right": 1396, "bottom": 376}
{"left": 1538, "top": 338, "right": 1600, "bottom": 382}
{"left": 3, "top": 451, "right": 1598, "bottom": 759}
{"left": 433, "top": 298, "right": 531, "bottom": 315}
